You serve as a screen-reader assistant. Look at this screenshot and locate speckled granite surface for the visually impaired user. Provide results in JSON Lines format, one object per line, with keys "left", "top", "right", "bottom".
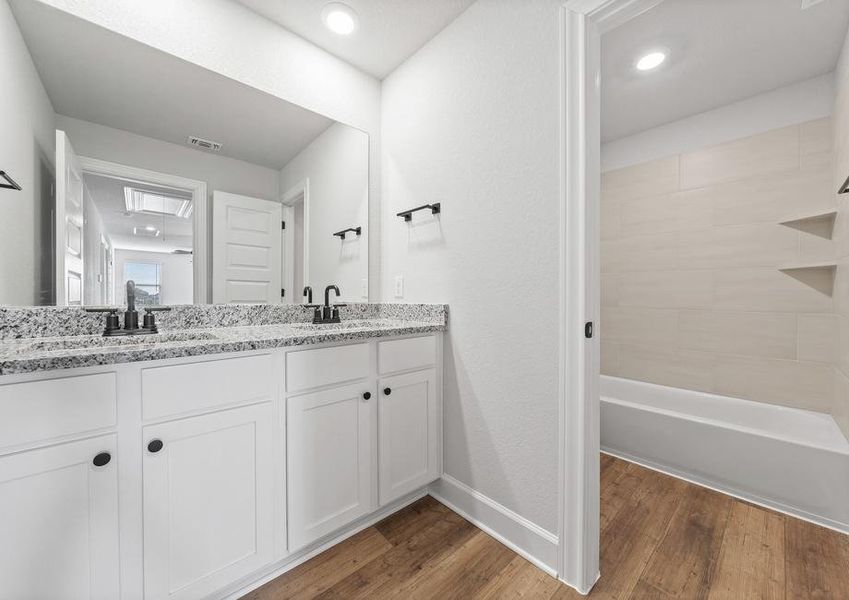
{"left": 0, "top": 304, "right": 447, "bottom": 376}
{"left": 0, "top": 303, "right": 446, "bottom": 339}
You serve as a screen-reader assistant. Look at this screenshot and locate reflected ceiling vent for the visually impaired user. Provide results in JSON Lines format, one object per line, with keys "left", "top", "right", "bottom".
{"left": 186, "top": 135, "right": 223, "bottom": 152}
{"left": 801, "top": 0, "right": 826, "bottom": 8}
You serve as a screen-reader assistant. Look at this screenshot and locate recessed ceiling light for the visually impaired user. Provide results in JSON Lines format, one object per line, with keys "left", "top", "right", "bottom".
{"left": 322, "top": 3, "right": 358, "bottom": 35}
{"left": 636, "top": 50, "right": 667, "bottom": 72}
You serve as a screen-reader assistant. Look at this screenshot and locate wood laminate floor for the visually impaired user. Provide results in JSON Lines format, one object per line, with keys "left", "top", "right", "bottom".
{"left": 245, "top": 455, "right": 849, "bottom": 599}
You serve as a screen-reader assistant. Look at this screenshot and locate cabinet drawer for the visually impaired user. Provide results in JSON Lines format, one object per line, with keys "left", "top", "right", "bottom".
{"left": 286, "top": 343, "right": 369, "bottom": 393}
{"left": 0, "top": 373, "right": 116, "bottom": 451}
{"left": 142, "top": 354, "right": 275, "bottom": 420}
{"left": 378, "top": 335, "right": 436, "bottom": 374}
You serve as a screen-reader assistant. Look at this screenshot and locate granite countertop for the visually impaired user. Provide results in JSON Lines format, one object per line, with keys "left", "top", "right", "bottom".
{"left": 0, "top": 314, "right": 446, "bottom": 376}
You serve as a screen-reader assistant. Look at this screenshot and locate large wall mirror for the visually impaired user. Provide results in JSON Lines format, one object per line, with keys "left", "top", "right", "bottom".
{"left": 4, "top": 0, "right": 369, "bottom": 307}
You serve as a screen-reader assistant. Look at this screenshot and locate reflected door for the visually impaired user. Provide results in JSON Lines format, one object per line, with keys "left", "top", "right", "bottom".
{"left": 212, "top": 191, "right": 282, "bottom": 304}
{"left": 55, "top": 130, "right": 85, "bottom": 306}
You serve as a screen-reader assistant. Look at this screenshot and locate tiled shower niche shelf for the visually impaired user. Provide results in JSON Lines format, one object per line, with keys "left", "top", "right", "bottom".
{"left": 778, "top": 210, "right": 837, "bottom": 239}
{"left": 778, "top": 262, "right": 837, "bottom": 296}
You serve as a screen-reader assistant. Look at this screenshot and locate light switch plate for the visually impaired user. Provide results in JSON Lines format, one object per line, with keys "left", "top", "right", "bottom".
{"left": 394, "top": 275, "right": 404, "bottom": 298}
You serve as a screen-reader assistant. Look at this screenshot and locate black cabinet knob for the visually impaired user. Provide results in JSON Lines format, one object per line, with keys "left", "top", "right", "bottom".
{"left": 147, "top": 439, "right": 164, "bottom": 453}
{"left": 92, "top": 452, "right": 111, "bottom": 467}
{"left": 362, "top": 392, "right": 371, "bottom": 400}
{"left": 384, "top": 387, "right": 392, "bottom": 396}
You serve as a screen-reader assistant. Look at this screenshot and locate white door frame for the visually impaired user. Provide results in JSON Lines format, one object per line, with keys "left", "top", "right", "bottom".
{"left": 558, "top": 0, "right": 664, "bottom": 594}
{"left": 77, "top": 157, "right": 209, "bottom": 304}
{"left": 281, "top": 179, "right": 310, "bottom": 302}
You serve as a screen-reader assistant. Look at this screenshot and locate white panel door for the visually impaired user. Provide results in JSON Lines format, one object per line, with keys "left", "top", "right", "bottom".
{"left": 378, "top": 369, "right": 439, "bottom": 504}
{"left": 55, "top": 130, "right": 85, "bottom": 305}
{"left": 212, "top": 191, "right": 282, "bottom": 304}
{"left": 0, "top": 435, "right": 120, "bottom": 600}
{"left": 287, "top": 383, "right": 374, "bottom": 550}
{"left": 143, "top": 403, "right": 274, "bottom": 600}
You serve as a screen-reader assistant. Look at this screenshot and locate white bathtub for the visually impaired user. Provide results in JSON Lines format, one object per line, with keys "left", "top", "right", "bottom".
{"left": 600, "top": 375, "right": 849, "bottom": 532}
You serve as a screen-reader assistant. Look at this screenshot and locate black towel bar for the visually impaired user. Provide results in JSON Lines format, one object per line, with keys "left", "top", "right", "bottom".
{"left": 333, "top": 227, "right": 361, "bottom": 239}
{"left": 0, "top": 171, "right": 21, "bottom": 191}
{"left": 397, "top": 203, "right": 440, "bottom": 221}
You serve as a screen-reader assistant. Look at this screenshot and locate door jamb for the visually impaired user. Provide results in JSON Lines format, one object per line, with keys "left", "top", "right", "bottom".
{"left": 77, "top": 156, "right": 209, "bottom": 304}
{"left": 558, "top": 0, "right": 664, "bottom": 593}
{"left": 281, "top": 179, "right": 311, "bottom": 302}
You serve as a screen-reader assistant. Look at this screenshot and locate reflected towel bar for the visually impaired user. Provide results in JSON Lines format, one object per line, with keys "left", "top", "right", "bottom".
{"left": 0, "top": 171, "right": 21, "bottom": 191}
{"left": 397, "top": 203, "right": 440, "bottom": 221}
{"left": 333, "top": 227, "right": 361, "bottom": 239}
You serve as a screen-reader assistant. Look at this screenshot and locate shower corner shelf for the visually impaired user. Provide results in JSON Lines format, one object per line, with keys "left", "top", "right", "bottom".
{"left": 778, "top": 210, "right": 837, "bottom": 239}
{"left": 778, "top": 261, "right": 837, "bottom": 272}
{"left": 778, "top": 262, "right": 837, "bottom": 296}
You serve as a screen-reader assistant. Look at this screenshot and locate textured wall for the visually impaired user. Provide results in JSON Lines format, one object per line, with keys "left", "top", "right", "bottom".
{"left": 382, "top": 0, "right": 561, "bottom": 532}
{"left": 601, "top": 118, "right": 838, "bottom": 414}
{"left": 833, "top": 29, "right": 849, "bottom": 439}
{"left": 0, "top": 0, "right": 56, "bottom": 305}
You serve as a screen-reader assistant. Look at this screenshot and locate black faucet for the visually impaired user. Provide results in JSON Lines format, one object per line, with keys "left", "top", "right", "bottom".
{"left": 312, "top": 285, "right": 345, "bottom": 324}
{"left": 125, "top": 280, "right": 139, "bottom": 331}
{"left": 85, "top": 279, "right": 171, "bottom": 336}
{"left": 303, "top": 286, "right": 313, "bottom": 304}
{"left": 324, "top": 284, "right": 340, "bottom": 308}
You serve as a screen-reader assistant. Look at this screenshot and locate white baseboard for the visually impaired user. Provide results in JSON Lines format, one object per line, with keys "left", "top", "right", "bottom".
{"left": 428, "top": 474, "right": 559, "bottom": 576}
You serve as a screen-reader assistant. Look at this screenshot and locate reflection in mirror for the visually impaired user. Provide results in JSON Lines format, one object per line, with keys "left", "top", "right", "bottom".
{"left": 3, "top": 0, "right": 369, "bottom": 307}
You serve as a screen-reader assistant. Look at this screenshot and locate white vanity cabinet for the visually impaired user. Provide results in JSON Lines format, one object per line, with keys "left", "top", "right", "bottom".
{"left": 0, "top": 330, "right": 441, "bottom": 600}
{"left": 377, "top": 336, "right": 440, "bottom": 505}
{"left": 142, "top": 403, "right": 275, "bottom": 600}
{"left": 0, "top": 373, "right": 120, "bottom": 600}
{"left": 0, "top": 435, "right": 120, "bottom": 600}
{"left": 287, "top": 382, "right": 374, "bottom": 550}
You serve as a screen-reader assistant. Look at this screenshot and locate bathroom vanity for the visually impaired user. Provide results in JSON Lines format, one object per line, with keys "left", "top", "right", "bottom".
{"left": 0, "top": 306, "right": 445, "bottom": 600}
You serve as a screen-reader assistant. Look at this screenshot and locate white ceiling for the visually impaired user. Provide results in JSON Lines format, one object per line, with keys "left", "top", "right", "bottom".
{"left": 601, "top": 0, "right": 849, "bottom": 142}
{"left": 84, "top": 174, "right": 194, "bottom": 253}
{"left": 11, "top": 0, "right": 337, "bottom": 170}
{"left": 234, "top": 0, "right": 476, "bottom": 79}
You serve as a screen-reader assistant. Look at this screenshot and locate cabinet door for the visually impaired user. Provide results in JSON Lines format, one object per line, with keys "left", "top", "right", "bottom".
{"left": 143, "top": 403, "right": 274, "bottom": 600}
{"left": 378, "top": 369, "right": 439, "bottom": 504}
{"left": 0, "top": 435, "right": 119, "bottom": 600}
{"left": 287, "top": 383, "right": 374, "bottom": 550}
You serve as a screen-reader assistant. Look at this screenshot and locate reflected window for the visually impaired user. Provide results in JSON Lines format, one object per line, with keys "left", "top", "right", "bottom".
{"left": 124, "top": 262, "right": 161, "bottom": 306}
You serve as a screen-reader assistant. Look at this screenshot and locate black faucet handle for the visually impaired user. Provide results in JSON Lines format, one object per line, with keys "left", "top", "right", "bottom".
{"left": 143, "top": 306, "right": 172, "bottom": 312}
{"left": 85, "top": 308, "right": 121, "bottom": 335}
{"left": 333, "top": 303, "right": 347, "bottom": 308}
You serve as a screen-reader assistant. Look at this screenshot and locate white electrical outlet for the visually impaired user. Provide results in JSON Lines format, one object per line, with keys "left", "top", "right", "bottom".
{"left": 361, "top": 278, "right": 368, "bottom": 298}
{"left": 394, "top": 275, "right": 404, "bottom": 298}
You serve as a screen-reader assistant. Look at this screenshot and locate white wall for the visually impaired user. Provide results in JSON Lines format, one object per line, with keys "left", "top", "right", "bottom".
{"left": 280, "top": 123, "right": 369, "bottom": 302}
{"left": 382, "top": 0, "right": 561, "bottom": 534}
{"left": 56, "top": 115, "right": 280, "bottom": 202}
{"left": 602, "top": 74, "right": 835, "bottom": 172}
{"left": 35, "top": 0, "right": 383, "bottom": 299}
{"left": 114, "top": 249, "right": 193, "bottom": 305}
{"left": 0, "top": 0, "right": 56, "bottom": 305}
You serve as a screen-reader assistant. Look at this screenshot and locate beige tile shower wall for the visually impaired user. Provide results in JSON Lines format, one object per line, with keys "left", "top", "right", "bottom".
{"left": 601, "top": 119, "right": 838, "bottom": 414}
{"left": 833, "top": 39, "right": 849, "bottom": 439}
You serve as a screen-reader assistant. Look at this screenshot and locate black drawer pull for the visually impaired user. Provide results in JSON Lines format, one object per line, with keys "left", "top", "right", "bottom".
{"left": 384, "top": 387, "right": 392, "bottom": 396}
{"left": 362, "top": 392, "right": 371, "bottom": 400}
{"left": 92, "top": 452, "right": 111, "bottom": 467}
{"left": 147, "top": 439, "right": 164, "bottom": 453}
